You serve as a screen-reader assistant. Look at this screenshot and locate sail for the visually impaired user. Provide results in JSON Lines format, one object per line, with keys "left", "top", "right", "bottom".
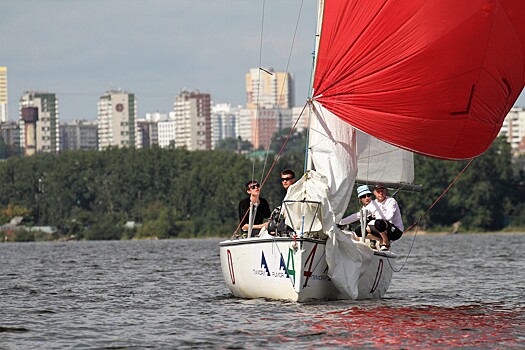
{"left": 285, "top": 0, "right": 525, "bottom": 300}
{"left": 313, "top": 0, "right": 525, "bottom": 160}
{"left": 285, "top": 100, "right": 357, "bottom": 235}
{"left": 286, "top": 101, "right": 365, "bottom": 299}
{"left": 309, "top": 100, "right": 357, "bottom": 224}
{"left": 356, "top": 130, "right": 414, "bottom": 186}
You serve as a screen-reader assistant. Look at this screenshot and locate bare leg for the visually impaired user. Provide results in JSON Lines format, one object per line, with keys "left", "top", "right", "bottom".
{"left": 366, "top": 226, "right": 383, "bottom": 244}
{"left": 379, "top": 231, "right": 389, "bottom": 246}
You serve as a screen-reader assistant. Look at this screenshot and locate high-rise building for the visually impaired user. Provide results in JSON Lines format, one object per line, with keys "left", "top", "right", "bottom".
{"left": 157, "top": 118, "right": 177, "bottom": 149}
{"left": 211, "top": 103, "right": 239, "bottom": 149}
{"left": 0, "top": 121, "right": 21, "bottom": 157}
{"left": 292, "top": 106, "right": 309, "bottom": 133}
{"left": 257, "top": 108, "right": 293, "bottom": 150}
{"left": 172, "top": 90, "right": 211, "bottom": 150}
{"left": 97, "top": 91, "right": 137, "bottom": 150}
{"left": 237, "top": 108, "right": 254, "bottom": 146}
{"left": 136, "top": 121, "right": 156, "bottom": 149}
{"left": 237, "top": 107, "right": 293, "bottom": 150}
{"left": 19, "top": 91, "right": 60, "bottom": 156}
{"left": 0, "top": 67, "right": 7, "bottom": 122}
{"left": 136, "top": 112, "right": 168, "bottom": 149}
{"left": 243, "top": 68, "right": 295, "bottom": 149}
{"left": 60, "top": 120, "right": 98, "bottom": 151}
{"left": 499, "top": 107, "right": 525, "bottom": 155}
{"left": 246, "top": 68, "right": 294, "bottom": 110}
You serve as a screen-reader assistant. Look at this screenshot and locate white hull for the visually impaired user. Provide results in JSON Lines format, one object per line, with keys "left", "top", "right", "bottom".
{"left": 219, "top": 236, "right": 395, "bottom": 302}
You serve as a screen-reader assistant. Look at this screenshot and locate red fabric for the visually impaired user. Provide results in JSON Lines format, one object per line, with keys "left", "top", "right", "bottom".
{"left": 313, "top": 0, "right": 525, "bottom": 160}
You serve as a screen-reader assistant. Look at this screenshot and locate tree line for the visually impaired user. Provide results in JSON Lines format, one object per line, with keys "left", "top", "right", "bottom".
{"left": 0, "top": 132, "right": 523, "bottom": 241}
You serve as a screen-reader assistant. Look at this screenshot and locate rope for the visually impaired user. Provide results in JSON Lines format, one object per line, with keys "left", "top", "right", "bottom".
{"left": 259, "top": 104, "right": 308, "bottom": 190}
{"left": 231, "top": 0, "right": 308, "bottom": 238}
{"left": 230, "top": 104, "right": 307, "bottom": 237}
{"left": 387, "top": 157, "right": 475, "bottom": 272}
{"left": 251, "top": 0, "right": 266, "bottom": 187}
{"left": 261, "top": 0, "right": 305, "bottom": 184}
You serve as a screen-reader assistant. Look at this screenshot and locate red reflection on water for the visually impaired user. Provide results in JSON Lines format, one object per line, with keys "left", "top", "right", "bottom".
{"left": 307, "top": 305, "right": 524, "bottom": 348}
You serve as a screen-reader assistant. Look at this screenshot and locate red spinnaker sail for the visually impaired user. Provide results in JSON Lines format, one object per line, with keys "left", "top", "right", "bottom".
{"left": 313, "top": 0, "right": 525, "bottom": 160}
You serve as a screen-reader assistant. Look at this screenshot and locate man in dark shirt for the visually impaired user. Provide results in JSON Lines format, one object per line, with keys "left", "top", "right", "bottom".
{"left": 267, "top": 169, "right": 297, "bottom": 236}
{"left": 238, "top": 180, "right": 271, "bottom": 237}
{"left": 280, "top": 169, "right": 296, "bottom": 192}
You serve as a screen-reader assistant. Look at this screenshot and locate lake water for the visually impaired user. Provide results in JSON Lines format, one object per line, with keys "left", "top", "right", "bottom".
{"left": 1, "top": 233, "right": 524, "bottom": 349}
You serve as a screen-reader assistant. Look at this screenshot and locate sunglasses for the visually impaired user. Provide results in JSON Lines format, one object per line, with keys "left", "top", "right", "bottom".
{"left": 281, "top": 177, "right": 294, "bottom": 182}
{"left": 249, "top": 184, "right": 260, "bottom": 190}
{"left": 359, "top": 193, "right": 372, "bottom": 199}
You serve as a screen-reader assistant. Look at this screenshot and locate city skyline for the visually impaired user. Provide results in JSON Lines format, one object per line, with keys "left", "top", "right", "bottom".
{"left": 2, "top": 1, "right": 524, "bottom": 122}
{"left": 1, "top": 1, "right": 318, "bottom": 122}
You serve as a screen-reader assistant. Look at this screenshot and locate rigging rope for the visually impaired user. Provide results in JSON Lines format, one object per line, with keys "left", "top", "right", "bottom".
{"left": 388, "top": 157, "right": 475, "bottom": 272}
{"left": 230, "top": 104, "right": 307, "bottom": 238}
{"left": 261, "top": 0, "right": 305, "bottom": 182}
{"left": 252, "top": 0, "right": 266, "bottom": 187}
{"left": 233, "top": 0, "right": 307, "bottom": 238}
{"left": 259, "top": 104, "right": 307, "bottom": 190}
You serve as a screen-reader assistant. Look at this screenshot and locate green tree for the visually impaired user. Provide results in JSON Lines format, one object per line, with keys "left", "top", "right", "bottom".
{"left": 398, "top": 136, "right": 515, "bottom": 232}
{"left": 215, "top": 137, "right": 253, "bottom": 153}
{"left": 137, "top": 201, "right": 179, "bottom": 239}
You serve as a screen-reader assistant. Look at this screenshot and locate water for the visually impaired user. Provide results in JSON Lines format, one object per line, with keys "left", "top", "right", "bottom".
{"left": 1, "top": 233, "right": 524, "bottom": 349}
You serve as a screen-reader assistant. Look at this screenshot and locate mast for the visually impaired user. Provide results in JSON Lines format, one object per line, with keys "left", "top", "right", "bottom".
{"left": 305, "top": 0, "right": 325, "bottom": 172}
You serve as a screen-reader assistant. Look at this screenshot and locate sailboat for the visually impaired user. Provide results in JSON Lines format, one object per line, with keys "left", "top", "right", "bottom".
{"left": 220, "top": 0, "right": 525, "bottom": 301}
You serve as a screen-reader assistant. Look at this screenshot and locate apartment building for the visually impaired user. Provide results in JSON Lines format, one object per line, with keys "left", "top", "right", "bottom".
{"left": 0, "top": 67, "right": 7, "bottom": 122}
{"left": 246, "top": 67, "right": 294, "bottom": 110}
{"left": 499, "top": 106, "right": 525, "bottom": 155}
{"left": 172, "top": 90, "right": 211, "bottom": 150}
{"left": 211, "top": 103, "right": 240, "bottom": 149}
{"left": 19, "top": 91, "right": 60, "bottom": 156}
{"left": 97, "top": 91, "right": 137, "bottom": 150}
{"left": 60, "top": 120, "right": 98, "bottom": 151}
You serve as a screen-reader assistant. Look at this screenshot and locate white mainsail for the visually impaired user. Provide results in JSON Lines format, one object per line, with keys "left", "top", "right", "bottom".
{"left": 356, "top": 130, "right": 414, "bottom": 186}
{"left": 285, "top": 101, "right": 376, "bottom": 299}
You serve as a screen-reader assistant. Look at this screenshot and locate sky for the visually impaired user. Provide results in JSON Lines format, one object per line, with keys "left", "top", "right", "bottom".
{"left": 1, "top": 0, "right": 319, "bottom": 122}
{"left": 2, "top": 0, "right": 524, "bottom": 122}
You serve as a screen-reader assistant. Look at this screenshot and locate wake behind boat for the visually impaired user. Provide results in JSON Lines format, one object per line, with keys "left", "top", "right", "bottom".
{"left": 220, "top": 0, "right": 525, "bottom": 302}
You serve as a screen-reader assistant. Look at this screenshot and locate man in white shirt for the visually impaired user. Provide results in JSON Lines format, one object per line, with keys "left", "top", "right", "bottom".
{"left": 340, "top": 183, "right": 404, "bottom": 251}
{"left": 368, "top": 183, "right": 404, "bottom": 251}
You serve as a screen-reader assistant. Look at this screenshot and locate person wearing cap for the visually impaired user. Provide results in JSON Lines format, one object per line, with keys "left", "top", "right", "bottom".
{"left": 339, "top": 185, "right": 376, "bottom": 242}
{"left": 367, "top": 183, "right": 404, "bottom": 251}
{"left": 238, "top": 180, "right": 271, "bottom": 237}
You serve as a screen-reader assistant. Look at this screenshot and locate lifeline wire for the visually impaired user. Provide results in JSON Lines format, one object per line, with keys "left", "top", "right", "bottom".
{"left": 388, "top": 157, "right": 475, "bottom": 272}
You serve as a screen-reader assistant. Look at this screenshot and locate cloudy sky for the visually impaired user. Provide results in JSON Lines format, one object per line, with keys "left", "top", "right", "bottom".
{"left": 2, "top": 0, "right": 524, "bottom": 122}
{"left": 1, "top": 0, "right": 318, "bottom": 121}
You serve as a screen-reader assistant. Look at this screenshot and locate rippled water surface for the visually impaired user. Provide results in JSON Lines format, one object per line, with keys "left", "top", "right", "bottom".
{"left": 1, "top": 233, "right": 524, "bottom": 349}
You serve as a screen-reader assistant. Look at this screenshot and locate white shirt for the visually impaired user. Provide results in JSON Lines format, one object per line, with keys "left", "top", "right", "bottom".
{"left": 340, "top": 196, "right": 404, "bottom": 231}
{"left": 368, "top": 196, "right": 404, "bottom": 231}
{"left": 340, "top": 206, "right": 369, "bottom": 225}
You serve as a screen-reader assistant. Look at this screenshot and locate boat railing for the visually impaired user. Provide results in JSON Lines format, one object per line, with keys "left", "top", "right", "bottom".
{"left": 279, "top": 199, "right": 324, "bottom": 238}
